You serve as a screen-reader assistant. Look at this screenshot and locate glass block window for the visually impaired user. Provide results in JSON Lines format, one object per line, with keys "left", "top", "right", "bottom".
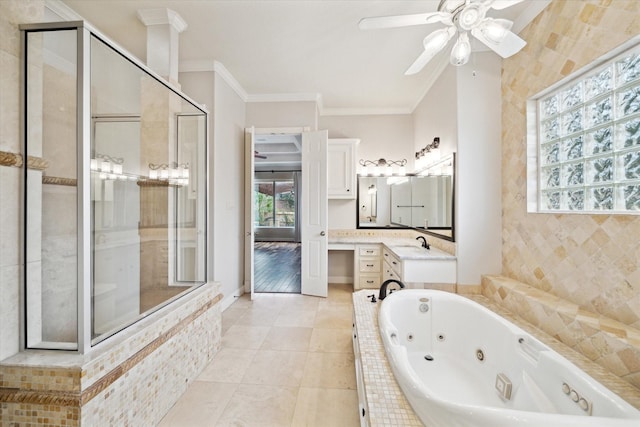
{"left": 537, "top": 45, "right": 640, "bottom": 213}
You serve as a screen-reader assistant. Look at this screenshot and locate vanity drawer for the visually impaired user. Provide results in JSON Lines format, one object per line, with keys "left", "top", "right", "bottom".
{"left": 358, "top": 273, "right": 381, "bottom": 289}
{"left": 358, "top": 246, "right": 380, "bottom": 257}
{"left": 382, "top": 249, "right": 402, "bottom": 276}
{"left": 359, "top": 258, "right": 381, "bottom": 273}
{"left": 383, "top": 262, "right": 400, "bottom": 281}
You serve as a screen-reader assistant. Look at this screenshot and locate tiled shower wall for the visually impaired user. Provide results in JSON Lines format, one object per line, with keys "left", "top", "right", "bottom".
{"left": 0, "top": 0, "right": 45, "bottom": 360}
{"left": 502, "top": 0, "right": 640, "bottom": 330}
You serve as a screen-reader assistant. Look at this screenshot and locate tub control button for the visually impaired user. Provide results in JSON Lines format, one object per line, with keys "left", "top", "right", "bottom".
{"left": 569, "top": 390, "right": 579, "bottom": 402}
{"left": 495, "top": 373, "right": 512, "bottom": 400}
{"left": 562, "top": 383, "right": 571, "bottom": 395}
{"left": 578, "top": 398, "right": 590, "bottom": 412}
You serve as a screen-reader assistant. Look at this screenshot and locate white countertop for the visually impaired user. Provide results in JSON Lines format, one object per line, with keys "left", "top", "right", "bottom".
{"left": 328, "top": 232, "right": 456, "bottom": 261}
{"left": 385, "top": 244, "right": 456, "bottom": 261}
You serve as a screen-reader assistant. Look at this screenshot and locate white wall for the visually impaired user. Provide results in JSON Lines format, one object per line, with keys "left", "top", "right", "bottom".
{"left": 320, "top": 114, "right": 414, "bottom": 170}
{"left": 180, "top": 70, "right": 247, "bottom": 308}
{"left": 411, "top": 53, "right": 502, "bottom": 286}
{"left": 246, "top": 101, "right": 317, "bottom": 129}
{"left": 455, "top": 53, "right": 502, "bottom": 285}
{"left": 412, "top": 67, "right": 458, "bottom": 160}
{"left": 320, "top": 114, "right": 414, "bottom": 231}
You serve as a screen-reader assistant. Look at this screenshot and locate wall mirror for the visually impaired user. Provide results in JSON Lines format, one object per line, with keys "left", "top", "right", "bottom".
{"left": 356, "top": 154, "right": 455, "bottom": 241}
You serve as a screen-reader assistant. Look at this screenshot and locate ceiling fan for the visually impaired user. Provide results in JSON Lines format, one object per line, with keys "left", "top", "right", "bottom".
{"left": 359, "top": 0, "right": 527, "bottom": 74}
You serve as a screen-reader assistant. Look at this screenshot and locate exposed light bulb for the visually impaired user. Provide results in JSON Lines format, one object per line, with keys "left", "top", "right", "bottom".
{"left": 450, "top": 33, "right": 471, "bottom": 66}
{"left": 101, "top": 160, "right": 111, "bottom": 173}
{"left": 478, "top": 18, "right": 512, "bottom": 44}
{"left": 423, "top": 26, "right": 456, "bottom": 52}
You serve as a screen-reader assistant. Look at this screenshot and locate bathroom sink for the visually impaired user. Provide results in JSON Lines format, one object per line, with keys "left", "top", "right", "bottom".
{"left": 388, "top": 245, "right": 454, "bottom": 260}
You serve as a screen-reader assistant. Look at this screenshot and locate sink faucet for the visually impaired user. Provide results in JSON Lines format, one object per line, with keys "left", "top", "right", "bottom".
{"left": 416, "top": 235, "right": 430, "bottom": 249}
{"left": 378, "top": 279, "right": 405, "bottom": 301}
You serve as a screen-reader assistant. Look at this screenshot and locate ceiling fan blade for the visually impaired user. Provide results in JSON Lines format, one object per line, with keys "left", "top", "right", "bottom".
{"left": 359, "top": 12, "right": 452, "bottom": 30}
{"left": 471, "top": 27, "right": 526, "bottom": 58}
{"left": 405, "top": 49, "right": 440, "bottom": 75}
{"left": 405, "top": 27, "right": 456, "bottom": 75}
{"left": 487, "top": 0, "right": 525, "bottom": 10}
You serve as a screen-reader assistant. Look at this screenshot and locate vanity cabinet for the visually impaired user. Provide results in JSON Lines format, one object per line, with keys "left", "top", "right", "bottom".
{"left": 382, "top": 246, "right": 457, "bottom": 287}
{"left": 328, "top": 139, "right": 357, "bottom": 199}
{"left": 354, "top": 244, "right": 381, "bottom": 290}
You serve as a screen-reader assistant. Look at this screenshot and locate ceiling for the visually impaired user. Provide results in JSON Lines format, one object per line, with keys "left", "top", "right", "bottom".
{"left": 254, "top": 133, "right": 302, "bottom": 169}
{"left": 59, "top": 0, "right": 549, "bottom": 114}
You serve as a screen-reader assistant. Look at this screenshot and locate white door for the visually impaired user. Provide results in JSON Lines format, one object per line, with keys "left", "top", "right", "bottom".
{"left": 244, "top": 128, "right": 255, "bottom": 300}
{"left": 301, "top": 130, "right": 328, "bottom": 297}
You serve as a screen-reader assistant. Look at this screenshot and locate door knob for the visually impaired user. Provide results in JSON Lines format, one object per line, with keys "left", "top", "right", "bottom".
{"left": 320, "top": 231, "right": 326, "bottom": 236}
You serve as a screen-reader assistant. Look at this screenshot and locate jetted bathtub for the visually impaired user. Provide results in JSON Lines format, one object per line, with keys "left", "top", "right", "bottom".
{"left": 379, "top": 290, "right": 640, "bottom": 427}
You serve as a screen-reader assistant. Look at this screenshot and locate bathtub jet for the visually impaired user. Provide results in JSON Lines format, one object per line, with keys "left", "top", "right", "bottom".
{"left": 378, "top": 289, "right": 640, "bottom": 427}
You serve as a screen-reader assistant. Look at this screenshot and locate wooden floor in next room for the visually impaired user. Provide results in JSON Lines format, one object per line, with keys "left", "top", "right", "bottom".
{"left": 254, "top": 241, "right": 301, "bottom": 293}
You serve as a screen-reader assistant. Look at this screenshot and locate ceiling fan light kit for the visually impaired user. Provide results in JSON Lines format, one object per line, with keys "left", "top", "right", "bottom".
{"left": 359, "top": 0, "right": 526, "bottom": 74}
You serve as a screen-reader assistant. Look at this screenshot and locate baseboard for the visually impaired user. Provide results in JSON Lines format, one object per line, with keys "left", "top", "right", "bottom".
{"left": 328, "top": 276, "right": 353, "bottom": 284}
{"left": 222, "top": 286, "right": 244, "bottom": 311}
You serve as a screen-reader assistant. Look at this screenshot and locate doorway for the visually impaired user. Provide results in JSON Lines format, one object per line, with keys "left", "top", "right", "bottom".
{"left": 245, "top": 128, "right": 328, "bottom": 299}
{"left": 253, "top": 133, "right": 302, "bottom": 293}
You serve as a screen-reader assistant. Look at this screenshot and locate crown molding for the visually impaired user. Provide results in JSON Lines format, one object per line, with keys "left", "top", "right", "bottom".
{"left": 137, "top": 8, "right": 188, "bottom": 33}
{"left": 246, "top": 93, "right": 321, "bottom": 104}
{"left": 45, "top": 0, "right": 82, "bottom": 20}
{"left": 320, "top": 107, "right": 412, "bottom": 117}
{"left": 213, "top": 61, "right": 249, "bottom": 102}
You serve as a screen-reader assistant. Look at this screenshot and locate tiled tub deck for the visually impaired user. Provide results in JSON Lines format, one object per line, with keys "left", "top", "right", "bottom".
{"left": 352, "top": 290, "right": 640, "bottom": 427}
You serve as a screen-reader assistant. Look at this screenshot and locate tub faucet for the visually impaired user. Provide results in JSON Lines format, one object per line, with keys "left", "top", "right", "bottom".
{"left": 379, "top": 279, "right": 405, "bottom": 301}
{"left": 416, "top": 236, "right": 430, "bottom": 249}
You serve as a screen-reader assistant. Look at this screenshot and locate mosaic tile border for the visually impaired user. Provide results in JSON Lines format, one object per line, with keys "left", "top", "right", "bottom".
{"left": 42, "top": 176, "right": 77, "bottom": 186}
{"left": 482, "top": 275, "right": 640, "bottom": 393}
{"left": 0, "top": 291, "right": 222, "bottom": 407}
{"left": 352, "top": 290, "right": 423, "bottom": 426}
{"left": 0, "top": 150, "right": 49, "bottom": 170}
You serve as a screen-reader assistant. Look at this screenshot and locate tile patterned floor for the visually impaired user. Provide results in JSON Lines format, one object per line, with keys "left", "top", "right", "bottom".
{"left": 158, "top": 284, "right": 360, "bottom": 427}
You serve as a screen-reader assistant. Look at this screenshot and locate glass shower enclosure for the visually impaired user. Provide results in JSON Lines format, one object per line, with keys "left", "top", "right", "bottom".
{"left": 21, "top": 21, "right": 208, "bottom": 352}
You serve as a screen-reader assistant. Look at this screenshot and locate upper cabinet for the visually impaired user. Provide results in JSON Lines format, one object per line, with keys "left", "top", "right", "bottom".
{"left": 328, "top": 139, "right": 357, "bottom": 199}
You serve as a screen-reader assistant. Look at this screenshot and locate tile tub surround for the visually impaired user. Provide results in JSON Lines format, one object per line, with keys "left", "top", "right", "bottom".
{"left": 352, "top": 290, "right": 423, "bottom": 426}
{"left": 483, "top": 275, "right": 640, "bottom": 391}
{"left": 0, "top": 282, "right": 222, "bottom": 426}
{"left": 353, "top": 290, "right": 640, "bottom": 427}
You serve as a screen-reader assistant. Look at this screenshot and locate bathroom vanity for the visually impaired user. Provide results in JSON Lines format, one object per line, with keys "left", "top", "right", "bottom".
{"left": 382, "top": 245, "right": 456, "bottom": 289}
{"left": 329, "top": 231, "right": 457, "bottom": 291}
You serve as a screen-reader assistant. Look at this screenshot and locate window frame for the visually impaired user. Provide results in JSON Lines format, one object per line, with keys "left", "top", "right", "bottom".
{"left": 527, "top": 34, "right": 640, "bottom": 215}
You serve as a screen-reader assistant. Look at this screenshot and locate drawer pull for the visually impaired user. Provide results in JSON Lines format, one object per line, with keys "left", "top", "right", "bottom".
{"left": 366, "top": 280, "right": 374, "bottom": 284}
{"left": 366, "top": 264, "right": 374, "bottom": 267}
{"left": 392, "top": 261, "right": 397, "bottom": 265}
{"left": 384, "top": 253, "right": 388, "bottom": 257}
{"left": 366, "top": 250, "right": 373, "bottom": 253}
